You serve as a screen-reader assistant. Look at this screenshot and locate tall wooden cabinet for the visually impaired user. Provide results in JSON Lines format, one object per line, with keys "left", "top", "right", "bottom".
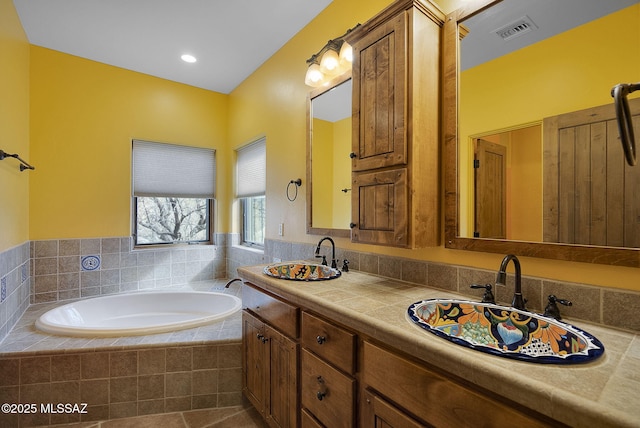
{"left": 346, "top": 0, "right": 444, "bottom": 248}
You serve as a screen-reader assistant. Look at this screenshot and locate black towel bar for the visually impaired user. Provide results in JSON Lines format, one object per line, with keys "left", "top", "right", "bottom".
{"left": 0, "top": 149, "right": 35, "bottom": 171}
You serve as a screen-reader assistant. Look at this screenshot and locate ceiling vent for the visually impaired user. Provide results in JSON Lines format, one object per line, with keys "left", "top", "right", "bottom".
{"left": 494, "top": 16, "right": 538, "bottom": 41}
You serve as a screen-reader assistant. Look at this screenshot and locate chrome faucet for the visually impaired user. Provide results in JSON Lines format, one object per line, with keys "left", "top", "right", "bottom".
{"left": 315, "top": 237, "right": 337, "bottom": 269}
{"left": 495, "top": 254, "right": 526, "bottom": 310}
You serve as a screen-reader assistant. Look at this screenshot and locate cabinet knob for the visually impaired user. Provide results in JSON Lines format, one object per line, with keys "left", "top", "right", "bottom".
{"left": 256, "top": 333, "right": 263, "bottom": 340}
{"left": 316, "top": 335, "right": 326, "bottom": 345}
{"left": 349, "top": 152, "right": 357, "bottom": 159}
{"left": 349, "top": 223, "right": 356, "bottom": 229}
{"left": 316, "top": 391, "right": 326, "bottom": 401}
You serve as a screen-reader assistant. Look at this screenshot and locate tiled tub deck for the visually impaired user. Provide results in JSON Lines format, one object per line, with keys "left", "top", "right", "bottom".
{"left": 0, "top": 281, "right": 244, "bottom": 427}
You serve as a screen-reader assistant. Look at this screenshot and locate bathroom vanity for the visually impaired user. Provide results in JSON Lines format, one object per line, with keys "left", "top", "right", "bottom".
{"left": 238, "top": 264, "right": 640, "bottom": 428}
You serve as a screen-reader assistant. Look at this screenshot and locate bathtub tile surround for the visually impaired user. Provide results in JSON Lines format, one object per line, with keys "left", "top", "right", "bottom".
{"left": 31, "top": 236, "right": 227, "bottom": 305}
{"left": 0, "top": 242, "right": 30, "bottom": 346}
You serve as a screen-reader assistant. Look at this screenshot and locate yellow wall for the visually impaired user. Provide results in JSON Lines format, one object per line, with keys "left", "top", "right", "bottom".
{"left": 29, "top": 46, "right": 228, "bottom": 239}
{"left": 332, "top": 117, "right": 352, "bottom": 228}
{"left": 0, "top": 0, "right": 30, "bottom": 252}
{"left": 311, "top": 118, "right": 334, "bottom": 227}
{"left": 509, "top": 126, "right": 542, "bottom": 242}
{"left": 311, "top": 116, "right": 352, "bottom": 229}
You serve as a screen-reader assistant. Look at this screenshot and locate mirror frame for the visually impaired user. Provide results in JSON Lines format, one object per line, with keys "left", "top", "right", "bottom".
{"left": 306, "top": 71, "right": 352, "bottom": 238}
{"left": 443, "top": 0, "right": 640, "bottom": 268}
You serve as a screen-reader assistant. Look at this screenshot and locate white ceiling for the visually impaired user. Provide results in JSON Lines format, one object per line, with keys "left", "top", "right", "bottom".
{"left": 13, "top": 0, "right": 333, "bottom": 94}
{"left": 462, "top": 0, "right": 638, "bottom": 70}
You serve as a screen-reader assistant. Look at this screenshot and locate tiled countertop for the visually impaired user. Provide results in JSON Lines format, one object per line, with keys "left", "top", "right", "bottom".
{"left": 238, "top": 264, "right": 640, "bottom": 428}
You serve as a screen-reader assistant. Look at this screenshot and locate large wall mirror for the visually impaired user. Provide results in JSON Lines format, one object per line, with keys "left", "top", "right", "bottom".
{"left": 444, "top": 0, "right": 640, "bottom": 267}
{"left": 306, "top": 73, "right": 352, "bottom": 237}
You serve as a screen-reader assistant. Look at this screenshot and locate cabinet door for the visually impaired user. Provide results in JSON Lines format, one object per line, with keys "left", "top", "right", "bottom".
{"left": 362, "top": 388, "right": 430, "bottom": 428}
{"left": 242, "top": 311, "right": 267, "bottom": 415}
{"left": 351, "top": 12, "right": 407, "bottom": 171}
{"left": 265, "top": 325, "right": 299, "bottom": 428}
{"left": 351, "top": 168, "right": 408, "bottom": 246}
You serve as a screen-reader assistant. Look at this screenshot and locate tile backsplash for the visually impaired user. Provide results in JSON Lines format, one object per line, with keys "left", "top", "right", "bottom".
{"left": 260, "top": 238, "right": 640, "bottom": 333}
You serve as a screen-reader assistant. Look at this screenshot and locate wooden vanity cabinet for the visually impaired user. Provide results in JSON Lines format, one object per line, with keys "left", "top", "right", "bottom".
{"left": 242, "top": 283, "right": 299, "bottom": 428}
{"left": 346, "top": 0, "right": 443, "bottom": 248}
{"left": 241, "top": 280, "right": 560, "bottom": 428}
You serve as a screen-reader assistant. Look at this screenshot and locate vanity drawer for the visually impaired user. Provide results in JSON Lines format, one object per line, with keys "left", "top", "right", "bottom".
{"left": 242, "top": 282, "right": 299, "bottom": 339}
{"left": 301, "top": 311, "right": 356, "bottom": 374}
{"left": 301, "top": 349, "right": 355, "bottom": 428}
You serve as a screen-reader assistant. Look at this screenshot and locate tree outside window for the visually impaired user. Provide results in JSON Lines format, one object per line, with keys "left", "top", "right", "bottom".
{"left": 135, "top": 197, "right": 210, "bottom": 245}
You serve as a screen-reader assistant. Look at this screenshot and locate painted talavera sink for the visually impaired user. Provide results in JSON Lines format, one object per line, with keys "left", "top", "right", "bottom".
{"left": 407, "top": 299, "right": 604, "bottom": 364}
{"left": 263, "top": 263, "right": 341, "bottom": 281}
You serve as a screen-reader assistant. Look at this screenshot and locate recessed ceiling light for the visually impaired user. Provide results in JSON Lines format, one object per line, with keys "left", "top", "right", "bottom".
{"left": 181, "top": 54, "right": 197, "bottom": 63}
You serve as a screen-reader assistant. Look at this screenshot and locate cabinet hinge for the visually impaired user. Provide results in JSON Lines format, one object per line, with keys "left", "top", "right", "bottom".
{"left": 473, "top": 159, "right": 480, "bottom": 168}
{"left": 473, "top": 231, "right": 480, "bottom": 237}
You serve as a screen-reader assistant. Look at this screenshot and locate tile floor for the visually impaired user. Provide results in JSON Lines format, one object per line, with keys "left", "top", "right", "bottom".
{"left": 44, "top": 404, "right": 268, "bottom": 428}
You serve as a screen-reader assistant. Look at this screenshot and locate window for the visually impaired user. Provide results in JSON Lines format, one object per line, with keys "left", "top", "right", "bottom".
{"left": 132, "top": 140, "right": 216, "bottom": 246}
{"left": 236, "top": 138, "right": 266, "bottom": 247}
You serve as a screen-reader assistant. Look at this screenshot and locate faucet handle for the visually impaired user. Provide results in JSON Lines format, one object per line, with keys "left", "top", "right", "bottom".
{"left": 470, "top": 284, "right": 496, "bottom": 304}
{"left": 341, "top": 259, "right": 349, "bottom": 272}
{"left": 315, "top": 254, "right": 327, "bottom": 266}
{"left": 543, "top": 295, "right": 572, "bottom": 320}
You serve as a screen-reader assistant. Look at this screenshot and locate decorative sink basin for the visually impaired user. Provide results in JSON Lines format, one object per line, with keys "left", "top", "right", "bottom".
{"left": 263, "top": 263, "right": 341, "bottom": 281}
{"left": 407, "top": 299, "right": 604, "bottom": 364}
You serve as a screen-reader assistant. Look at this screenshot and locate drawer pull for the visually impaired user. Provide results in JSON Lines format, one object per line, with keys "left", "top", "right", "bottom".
{"left": 316, "top": 335, "right": 326, "bottom": 345}
{"left": 316, "top": 375, "right": 327, "bottom": 400}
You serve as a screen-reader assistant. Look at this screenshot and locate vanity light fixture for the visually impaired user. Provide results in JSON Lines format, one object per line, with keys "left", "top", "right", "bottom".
{"left": 305, "top": 24, "right": 360, "bottom": 87}
{"left": 181, "top": 54, "right": 197, "bottom": 63}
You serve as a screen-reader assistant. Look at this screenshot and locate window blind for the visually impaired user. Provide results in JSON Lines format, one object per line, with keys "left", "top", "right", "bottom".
{"left": 236, "top": 138, "right": 266, "bottom": 198}
{"left": 132, "top": 140, "right": 216, "bottom": 198}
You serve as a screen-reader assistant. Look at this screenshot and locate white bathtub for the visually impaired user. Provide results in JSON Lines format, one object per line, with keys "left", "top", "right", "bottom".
{"left": 35, "top": 291, "right": 242, "bottom": 337}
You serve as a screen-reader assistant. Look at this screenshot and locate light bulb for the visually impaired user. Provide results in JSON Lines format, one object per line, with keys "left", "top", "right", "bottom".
{"left": 320, "top": 49, "right": 340, "bottom": 74}
{"left": 339, "top": 42, "right": 353, "bottom": 64}
{"left": 181, "top": 54, "right": 197, "bottom": 63}
{"left": 305, "top": 63, "right": 325, "bottom": 87}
